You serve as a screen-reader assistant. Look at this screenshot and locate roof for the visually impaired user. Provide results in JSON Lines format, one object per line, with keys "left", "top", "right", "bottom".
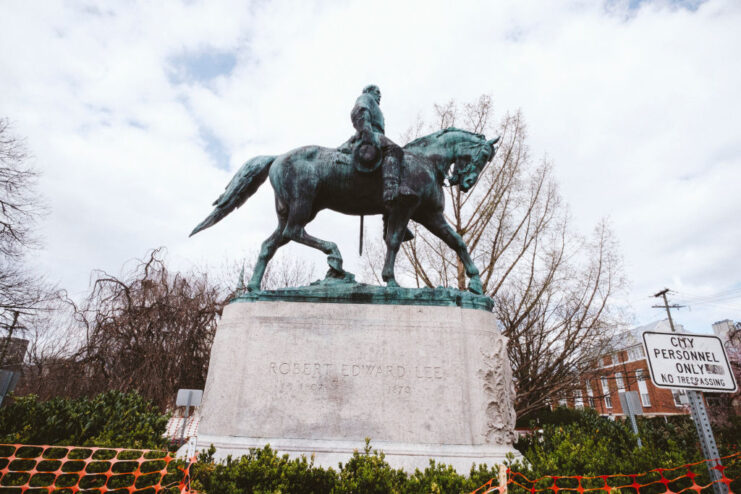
{"left": 605, "top": 319, "right": 685, "bottom": 352}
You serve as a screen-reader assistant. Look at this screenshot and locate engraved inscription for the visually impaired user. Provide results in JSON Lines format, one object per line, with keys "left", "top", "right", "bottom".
{"left": 268, "top": 361, "right": 446, "bottom": 398}
{"left": 269, "top": 361, "right": 445, "bottom": 381}
{"left": 269, "top": 362, "right": 332, "bottom": 376}
{"left": 386, "top": 384, "right": 412, "bottom": 395}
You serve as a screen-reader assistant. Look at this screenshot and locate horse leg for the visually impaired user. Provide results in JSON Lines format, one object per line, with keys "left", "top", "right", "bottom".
{"left": 381, "top": 206, "right": 415, "bottom": 287}
{"left": 417, "top": 212, "right": 483, "bottom": 294}
{"left": 247, "top": 199, "right": 289, "bottom": 291}
{"left": 282, "top": 208, "right": 345, "bottom": 277}
{"left": 247, "top": 224, "right": 288, "bottom": 291}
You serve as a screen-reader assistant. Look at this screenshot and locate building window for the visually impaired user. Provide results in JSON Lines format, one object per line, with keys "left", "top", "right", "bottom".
{"left": 627, "top": 346, "right": 645, "bottom": 362}
{"left": 585, "top": 381, "right": 594, "bottom": 408}
{"left": 673, "top": 390, "right": 687, "bottom": 407}
{"left": 615, "top": 372, "right": 625, "bottom": 391}
{"left": 601, "top": 377, "right": 612, "bottom": 408}
{"left": 636, "top": 369, "right": 651, "bottom": 407}
{"left": 558, "top": 398, "right": 567, "bottom": 407}
{"left": 574, "top": 390, "right": 583, "bottom": 408}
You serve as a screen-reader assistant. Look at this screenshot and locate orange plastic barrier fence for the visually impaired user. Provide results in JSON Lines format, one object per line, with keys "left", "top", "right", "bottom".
{"left": 0, "top": 444, "right": 194, "bottom": 493}
{"left": 472, "top": 452, "right": 740, "bottom": 494}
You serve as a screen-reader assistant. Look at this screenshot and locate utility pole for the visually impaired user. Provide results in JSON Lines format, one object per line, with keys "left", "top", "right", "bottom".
{"left": 651, "top": 289, "right": 683, "bottom": 333}
{"left": 653, "top": 289, "right": 725, "bottom": 494}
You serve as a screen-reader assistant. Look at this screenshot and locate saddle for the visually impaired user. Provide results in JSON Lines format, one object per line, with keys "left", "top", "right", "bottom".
{"left": 337, "top": 136, "right": 382, "bottom": 173}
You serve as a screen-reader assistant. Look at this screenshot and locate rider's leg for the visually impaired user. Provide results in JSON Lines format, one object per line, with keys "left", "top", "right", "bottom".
{"left": 380, "top": 140, "right": 415, "bottom": 241}
{"left": 381, "top": 144, "right": 403, "bottom": 205}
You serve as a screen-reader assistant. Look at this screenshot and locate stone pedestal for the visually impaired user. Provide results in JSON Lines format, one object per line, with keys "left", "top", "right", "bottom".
{"left": 196, "top": 295, "right": 517, "bottom": 472}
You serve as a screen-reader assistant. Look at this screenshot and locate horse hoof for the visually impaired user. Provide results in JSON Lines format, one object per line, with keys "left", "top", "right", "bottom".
{"left": 325, "top": 268, "right": 354, "bottom": 282}
{"left": 328, "top": 254, "right": 344, "bottom": 273}
{"left": 246, "top": 284, "right": 260, "bottom": 293}
{"left": 386, "top": 279, "right": 400, "bottom": 288}
{"left": 468, "top": 278, "right": 483, "bottom": 295}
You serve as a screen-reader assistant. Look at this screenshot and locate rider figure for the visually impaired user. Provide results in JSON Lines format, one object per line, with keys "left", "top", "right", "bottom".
{"left": 347, "top": 85, "right": 415, "bottom": 242}
{"left": 350, "top": 84, "right": 412, "bottom": 205}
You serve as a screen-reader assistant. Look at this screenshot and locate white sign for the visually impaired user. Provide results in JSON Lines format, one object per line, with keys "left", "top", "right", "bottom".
{"left": 642, "top": 331, "right": 737, "bottom": 393}
{"left": 176, "top": 389, "right": 203, "bottom": 407}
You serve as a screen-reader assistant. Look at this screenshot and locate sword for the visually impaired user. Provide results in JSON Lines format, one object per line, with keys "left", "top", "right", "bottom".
{"left": 359, "top": 215, "right": 364, "bottom": 256}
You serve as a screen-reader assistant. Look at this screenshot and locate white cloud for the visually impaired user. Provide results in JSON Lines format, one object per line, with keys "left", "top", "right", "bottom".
{"left": 1, "top": 0, "right": 739, "bottom": 330}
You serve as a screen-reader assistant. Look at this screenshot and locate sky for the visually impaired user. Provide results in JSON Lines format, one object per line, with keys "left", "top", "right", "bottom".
{"left": 0, "top": 0, "right": 739, "bottom": 333}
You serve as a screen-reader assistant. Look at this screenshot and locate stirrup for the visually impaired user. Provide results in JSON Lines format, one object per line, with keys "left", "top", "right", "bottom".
{"left": 383, "top": 187, "right": 399, "bottom": 205}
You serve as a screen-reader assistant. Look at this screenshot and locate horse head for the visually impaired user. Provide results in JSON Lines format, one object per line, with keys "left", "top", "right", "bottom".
{"left": 448, "top": 133, "right": 500, "bottom": 192}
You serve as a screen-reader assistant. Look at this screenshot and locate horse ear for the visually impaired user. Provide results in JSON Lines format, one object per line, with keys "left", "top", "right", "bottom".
{"left": 486, "top": 136, "right": 501, "bottom": 147}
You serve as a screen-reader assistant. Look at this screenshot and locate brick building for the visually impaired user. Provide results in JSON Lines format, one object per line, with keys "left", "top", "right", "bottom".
{"left": 707, "top": 319, "right": 740, "bottom": 415}
{"left": 559, "top": 320, "right": 690, "bottom": 418}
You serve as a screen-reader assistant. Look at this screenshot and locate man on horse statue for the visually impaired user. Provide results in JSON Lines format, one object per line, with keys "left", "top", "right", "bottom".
{"left": 343, "top": 84, "right": 415, "bottom": 241}
{"left": 191, "top": 84, "right": 500, "bottom": 293}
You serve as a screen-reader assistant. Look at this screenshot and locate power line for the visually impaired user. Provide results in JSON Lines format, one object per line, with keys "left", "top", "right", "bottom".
{"left": 675, "top": 287, "right": 741, "bottom": 305}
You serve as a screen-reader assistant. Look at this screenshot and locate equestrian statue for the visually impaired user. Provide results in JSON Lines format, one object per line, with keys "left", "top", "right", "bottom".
{"left": 190, "top": 85, "right": 500, "bottom": 294}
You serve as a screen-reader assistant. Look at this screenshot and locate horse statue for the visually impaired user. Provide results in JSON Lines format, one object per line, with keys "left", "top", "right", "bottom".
{"left": 190, "top": 127, "right": 500, "bottom": 294}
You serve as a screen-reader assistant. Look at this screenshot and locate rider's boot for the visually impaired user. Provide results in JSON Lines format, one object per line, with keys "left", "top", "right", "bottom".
{"left": 382, "top": 154, "right": 401, "bottom": 206}
{"left": 382, "top": 153, "right": 415, "bottom": 242}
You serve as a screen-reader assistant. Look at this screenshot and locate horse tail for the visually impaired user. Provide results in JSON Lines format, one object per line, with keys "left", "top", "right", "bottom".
{"left": 189, "top": 155, "right": 275, "bottom": 237}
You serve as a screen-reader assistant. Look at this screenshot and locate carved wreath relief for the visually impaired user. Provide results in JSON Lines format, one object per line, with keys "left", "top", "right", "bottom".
{"left": 478, "top": 333, "right": 516, "bottom": 444}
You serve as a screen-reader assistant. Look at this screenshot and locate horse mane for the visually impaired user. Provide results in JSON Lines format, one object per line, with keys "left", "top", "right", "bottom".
{"left": 403, "top": 127, "right": 486, "bottom": 151}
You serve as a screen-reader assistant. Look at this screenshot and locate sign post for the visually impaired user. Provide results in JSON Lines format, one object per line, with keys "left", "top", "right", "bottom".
{"left": 643, "top": 331, "right": 736, "bottom": 494}
{"left": 618, "top": 391, "right": 643, "bottom": 448}
{"left": 176, "top": 389, "right": 203, "bottom": 447}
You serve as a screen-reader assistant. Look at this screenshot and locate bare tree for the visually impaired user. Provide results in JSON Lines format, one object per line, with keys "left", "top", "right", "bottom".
{"left": 0, "top": 118, "right": 54, "bottom": 369}
{"left": 242, "top": 250, "right": 317, "bottom": 291}
{"left": 706, "top": 322, "right": 741, "bottom": 425}
{"left": 367, "top": 97, "right": 625, "bottom": 418}
{"left": 18, "top": 249, "right": 225, "bottom": 409}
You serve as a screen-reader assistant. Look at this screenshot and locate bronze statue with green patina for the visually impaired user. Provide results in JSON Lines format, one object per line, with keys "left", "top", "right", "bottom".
{"left": 190, "top": 85, "right": 500, "bottom": 294}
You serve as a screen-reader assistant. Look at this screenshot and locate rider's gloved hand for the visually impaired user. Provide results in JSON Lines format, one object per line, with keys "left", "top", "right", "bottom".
{"left": 361, "top": 129, "right": 380, "bottom": 149}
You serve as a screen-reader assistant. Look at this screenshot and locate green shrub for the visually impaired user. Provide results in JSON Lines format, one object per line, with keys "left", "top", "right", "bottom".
{"left": 334, "top": 440, "right": 407, "bottom": 493}
{"left": 0, "top": 391, "right": 168, "bottom": 449}
{"left": 3, "top": 396, "right": 736, "bottom": 493}
{"left": 191, "top": 440, "right": 504, "bottom": 494}
{"left": 513, "top": 408, "right": 706, "bottom": 482}
{"left": 191, "top": 445, "right": 338, "bottom": 494}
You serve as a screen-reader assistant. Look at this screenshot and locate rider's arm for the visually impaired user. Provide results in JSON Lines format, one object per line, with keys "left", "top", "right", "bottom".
{"left": 351, "top": 105, "right": 374, "bottom": 141}
{"left": 351, "top": 95, "right": 379, "bottom": 147}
